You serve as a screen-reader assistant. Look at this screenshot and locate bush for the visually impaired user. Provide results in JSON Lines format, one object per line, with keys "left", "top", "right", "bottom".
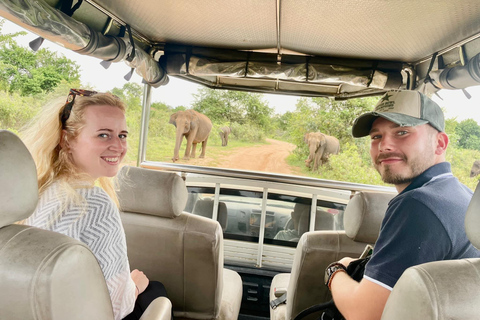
{"left": 148, "top": 109, "right": 175, "bottom": 140}
{"left": 0, "top": 91, "right": 42, "bottom": 129}
{"left": 230, "top": 122, "right": 265, "bottom": 142}
{"left": 446, "top": 146, "right": 480, "bottom": 190}
{"left": 314, "top": 142, "right": 386, "bottom": 185}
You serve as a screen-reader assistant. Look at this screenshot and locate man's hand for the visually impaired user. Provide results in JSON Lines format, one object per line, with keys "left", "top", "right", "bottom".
{"left": 131, "top": 269, "right": 149, "bottom": 295}
{"left": 338, "top": 257, "right": 357, "bottom": 268}
{"left": 331, "top": 273, "right": 390, "bottom": 320}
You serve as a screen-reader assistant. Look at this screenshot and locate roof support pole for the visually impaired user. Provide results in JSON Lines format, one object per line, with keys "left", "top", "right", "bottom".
{"left": 256, "top": 187, "right": 269, "bottom": 268}
{"left": 137, "top": 83, "right": 152, "bottom": 166}
{"left": 275, "top": 0, "right": 281, "bottom": 61}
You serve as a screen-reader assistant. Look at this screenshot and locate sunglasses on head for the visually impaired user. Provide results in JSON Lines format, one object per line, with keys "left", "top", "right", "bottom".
{"left": 60, "top": 88, "right": 98, "bottom": 128}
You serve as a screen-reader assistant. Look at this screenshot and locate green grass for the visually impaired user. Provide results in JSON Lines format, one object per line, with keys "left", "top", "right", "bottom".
{"left": 447, "top": 148, "right": 480, "bottom": 190}
{"left": 287, "top": 141, "right": 480, "bottom": 190}
{"left": 138, "top": 134, "right": 267, "bottom": 167}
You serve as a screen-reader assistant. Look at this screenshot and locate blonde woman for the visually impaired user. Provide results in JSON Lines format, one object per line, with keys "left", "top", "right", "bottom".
{"left": 21, "top": 89, "right": 168, "bottom": 320}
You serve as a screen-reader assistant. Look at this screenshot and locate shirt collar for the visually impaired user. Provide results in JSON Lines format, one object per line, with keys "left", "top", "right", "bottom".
{"left": 401, "top": 162, "right": 452, "bottom": 194}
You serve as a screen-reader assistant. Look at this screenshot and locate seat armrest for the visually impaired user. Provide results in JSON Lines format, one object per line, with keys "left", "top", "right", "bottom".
{"left": 269, "top": 273, "right": 290, "bottom": 320}
{"left": 139, "top": 297, "right": 172, "bottom": 320}
{"left": 218, "top": 268, "right": 243, "bottom": 320}
{"left": 269, "top": 273, "right": 290, "bottom": 301}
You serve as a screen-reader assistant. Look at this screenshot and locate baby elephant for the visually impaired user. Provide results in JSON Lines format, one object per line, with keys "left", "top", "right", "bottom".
{"left": 304, "top": 132, "right": 340, "bottom": 171}
{"left": 219, "top": 126, "right": 231, "bottom": 146}
{"left": 169, "top": 110, "right": 212, "bottom": 162}
{"left": 471, "top": 160, "right": 480, "bottom": 177}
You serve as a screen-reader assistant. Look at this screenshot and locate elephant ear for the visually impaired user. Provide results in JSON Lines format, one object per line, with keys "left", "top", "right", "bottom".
{"left": 319, "top": 134, "right": 327, "bottom": 147}
{"left": 169, "top": 113, "right": 177, "bottom": 125}
{"left": 189, "top": 111, "right": 200, "bottom": 129}
{"left": 304, "top": 133, "right": 310, "bottom": 143}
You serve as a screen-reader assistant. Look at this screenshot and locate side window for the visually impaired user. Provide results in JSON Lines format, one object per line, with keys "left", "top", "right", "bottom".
{"left": 266, "top": 196, "right": 311, "bottom": 247}
{"left": 185, "top": 187, "right": 346, "bottom": 247}
{"left": 185, "top": 187, "right": 264, "bottom": 240}
{"left": 314, "top": 200, "right": 346, "bottom": 231}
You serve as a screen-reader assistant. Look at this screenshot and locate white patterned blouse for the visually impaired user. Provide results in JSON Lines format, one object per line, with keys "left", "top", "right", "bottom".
{"left": 25, "top": 181, "right": 135, "bottom": 320}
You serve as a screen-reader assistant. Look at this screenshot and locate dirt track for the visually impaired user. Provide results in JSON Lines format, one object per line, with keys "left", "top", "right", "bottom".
{"left": 218, "top": 138, "right": 298, "bottom": 174}
{"left": 168, "top": 138, "right": 299, "bottom": 175}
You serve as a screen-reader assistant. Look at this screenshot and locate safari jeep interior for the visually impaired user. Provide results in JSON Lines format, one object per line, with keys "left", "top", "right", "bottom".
{"left": 2, "top": 0, "right": 480, "bottom": 319}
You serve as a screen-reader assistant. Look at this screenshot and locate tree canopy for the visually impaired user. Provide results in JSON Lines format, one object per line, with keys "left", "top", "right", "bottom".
{"left": 0, "top": 22, "right": 80, "bottom": 95}
{"left": 287, "top": 96, "right": 378, "bottom": 148}
{"left": 455, "top": 118, "right": 480, "bottom": 151}
{"left": 192, "top": 88, "right": 273, "bottom": 129}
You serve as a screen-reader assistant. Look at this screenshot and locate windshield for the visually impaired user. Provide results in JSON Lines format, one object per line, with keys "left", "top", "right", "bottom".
{"left": 1, "top": 19, "right": 479, "bottom": 192}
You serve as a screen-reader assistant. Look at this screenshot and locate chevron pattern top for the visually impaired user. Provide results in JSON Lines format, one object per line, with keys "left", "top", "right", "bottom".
{"left": 26, "top": 181, "right": 135, "bottom": 320}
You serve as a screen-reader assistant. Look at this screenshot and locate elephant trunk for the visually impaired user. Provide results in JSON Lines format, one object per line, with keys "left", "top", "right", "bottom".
{"left": 173, "top": 125, "right": 184, "bottom": 162}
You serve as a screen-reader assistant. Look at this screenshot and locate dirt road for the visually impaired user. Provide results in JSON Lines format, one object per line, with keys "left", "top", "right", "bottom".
{"left": 166, "top": 138, "right": 299, "bottom": 175}
{"left": 218, "top": 138, "right": 298, "bottom": 174}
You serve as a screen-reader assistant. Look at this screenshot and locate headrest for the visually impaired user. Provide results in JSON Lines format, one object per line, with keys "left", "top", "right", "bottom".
{"left": 0, "top": 130, "right": 38, "bottom": 227}
{"left": 344, "top": 191, "right": 395, "bottom": 243}
{"left": 465, "top": 182, "right": 480, "bottom": 248}
{"left": 192, "top": 199, "right": 228, "bottom": 230}
{"left": 296, "top": 203, "right": 311, "bottom": 235}
{"left": 117, "top": 166, "right": 187, "bottom": 218}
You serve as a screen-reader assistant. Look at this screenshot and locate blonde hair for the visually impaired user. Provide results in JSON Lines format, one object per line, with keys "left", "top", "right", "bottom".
{"left": 21, "top": 91, "right": 127, "bottom": 207}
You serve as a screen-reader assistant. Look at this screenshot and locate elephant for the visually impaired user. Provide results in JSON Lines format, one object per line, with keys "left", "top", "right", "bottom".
{"left": 169, "top": 110, "right": 213, "bottom": 162}
{"left": 304, "top": 132, "right": 340, "bottom": 171}
{"left": 471, "top": 160, "right": 480, "bottom": 177}
{"left": 219, "top": 126, "right": 231, "bottom": 146}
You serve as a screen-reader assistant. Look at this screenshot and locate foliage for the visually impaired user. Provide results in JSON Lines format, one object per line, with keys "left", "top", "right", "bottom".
{"left": 0, "top": 22, "right": 80, "bottom": 95}
{"left": 111, "top": 83, "right": 143, "bottom": 112}
{"left": 0, "top": 43, "right": 80, "bottom": 95}
{"left": 149, "top": 107, "right": 176, "bottom": 140}
{"left": 192, "top": 88, "right": 273, "bottom": 130}
{"left": 0, "top": 80, "right": 76, "bottom": 131}
{"left": 444, "top": 118, "right": 459, "bottom": 148}
{"left": 312, "top": 143, "right": 386, "bottom": 185}
{"left": 446, "top": 146, "right": 480, "bottom": 190}
{"left": 286, "top": 96, "right": 378, "bottom": 165}
{"left": 1, "top": 24, "right": 478, "bottom": 189}
{"left": 108, "top": 83, "right": 145, "bottom": 163}
{"left": 230, "top": 122, "right": 265, "bottom": 142}
{"left": 0, "top": 20, "right": 26, "bottom": 46}
{"left": 151, "top": 101, "right": 171, "bottom": 112}
{"left": 455, "top": 118, "right": 480, "bottom": 151}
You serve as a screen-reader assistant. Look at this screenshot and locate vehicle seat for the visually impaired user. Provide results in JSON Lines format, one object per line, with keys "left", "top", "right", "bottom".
{"left": 117, "top": 166, "right": 243, "bottom": 320}
{"left": 270, "top": 191, "right": 394, "bottom": 320}
{"left": 297, "top": 208, "right": 336, "bottom": 233}
{"left": 381, "top": 182, "right": 480, "bottom": 320}
{"left": 192, "top": 198, "right": 228, "bottom": 231}
{"left": 0, "top": 130, "right": 171, "bottom": 320}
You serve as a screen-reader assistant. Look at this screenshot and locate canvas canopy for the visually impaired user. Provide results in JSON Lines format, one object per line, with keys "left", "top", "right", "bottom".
{"left": 2, "top": 0, "right": 480, "bottom": 98}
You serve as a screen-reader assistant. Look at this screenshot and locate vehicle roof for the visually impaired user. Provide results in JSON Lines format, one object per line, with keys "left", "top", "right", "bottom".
{"left": 5, "top": 0, "right": 480, "bottom": 99}
{"left": 93, "top": 0, "right": 479, "bottom": 63}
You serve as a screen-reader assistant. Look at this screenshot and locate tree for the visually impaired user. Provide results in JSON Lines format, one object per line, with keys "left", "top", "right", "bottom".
{"left": 192, "top": 88, "right": 273, "bottom": 129}
{"left": 0, "top": 22, "right": 80, "bottom": 95}
{"left": 111, "top": 82, "right": 143, "bottom": 111}
{"left": 284, "top": 96, "right": 378, "bottom": 166}
{"left": 0, "top": 20, "right": 26, "bottom": 45}
{"left": 455, "top": 118, "right": 480, "bottom": 151}
{"left": 288, "top": 96, "right": 377, "bottom": 144}
{"left": 151, "top": 101, "right": 172, "bottom": 112}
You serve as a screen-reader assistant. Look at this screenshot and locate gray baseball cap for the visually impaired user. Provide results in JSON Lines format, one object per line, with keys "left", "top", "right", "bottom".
{"left": 352, "top": 90, "right": 445, "bottom": 138}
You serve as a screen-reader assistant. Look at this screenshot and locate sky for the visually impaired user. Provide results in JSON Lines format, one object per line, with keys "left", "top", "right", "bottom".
{"left": 2, "top": 19, "right": 480, "bottom": 123}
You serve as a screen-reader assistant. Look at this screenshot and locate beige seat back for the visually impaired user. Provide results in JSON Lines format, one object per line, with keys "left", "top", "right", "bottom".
{"left": 381, "top": 183, "right": 480, "bottom": 320}
{"left": 192, "top": 198, "right": 228, "bottom": 231}
{"left": 117, "top": 166, "right": 242, "bottom": 320}
{"left": 0, "top": 130, "right": 114, "bottom": 320}
{"left": 297, "top": 208, "right": 337, "bottom": 235}
{"left": 285, "top": 191, "right": 394, "bottom": 320}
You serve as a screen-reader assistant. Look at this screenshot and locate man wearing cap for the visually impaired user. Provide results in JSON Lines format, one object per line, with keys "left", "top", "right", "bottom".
{"left": 324, "top": 90, "right": 480, "bottom": 320}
